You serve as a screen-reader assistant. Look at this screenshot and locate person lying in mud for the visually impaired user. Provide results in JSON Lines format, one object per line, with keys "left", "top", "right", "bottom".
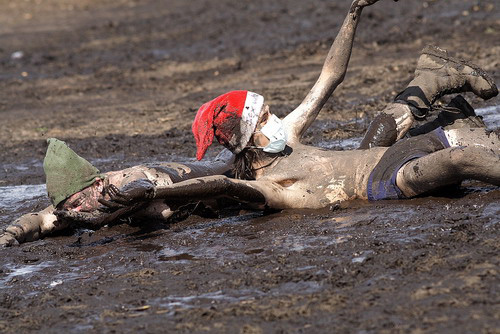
{"left": 0, "top": 138, "right": 235, "bottom": 246}
{"left": 94, "top": 2, "right": 499, "bottom": 211}
{"left": 1, "top": 0, "right": 498, "bottom": 246}
{"left": 0, "top": 0, "right": 391, "bottom": 247}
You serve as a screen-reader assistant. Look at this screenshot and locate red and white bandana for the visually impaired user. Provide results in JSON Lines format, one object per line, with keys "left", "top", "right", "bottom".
{"left": 192, "top": 90, "right": 264, "bottom": 160}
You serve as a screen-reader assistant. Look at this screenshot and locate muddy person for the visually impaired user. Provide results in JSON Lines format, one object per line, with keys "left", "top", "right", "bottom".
{"left": 96, "top": 1, "right": 499, "bottom": 210}
{"left": 0, "top": 138, "right": 237, "bottom": 246}
{"left": 1, "top": 0, "right": 498, "bottom": 246}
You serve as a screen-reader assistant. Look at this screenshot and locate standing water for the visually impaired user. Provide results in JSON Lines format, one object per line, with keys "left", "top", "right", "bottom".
{"left": 0, "top": 184, "right": 46, "bottom": 211}
{"left": 476, "top": 105, "right": 500, "bottom": 129}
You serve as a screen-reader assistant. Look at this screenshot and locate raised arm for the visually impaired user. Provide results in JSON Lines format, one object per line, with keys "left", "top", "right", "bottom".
{"left": 283, "top": 0, "right": 383, "bottom": 143}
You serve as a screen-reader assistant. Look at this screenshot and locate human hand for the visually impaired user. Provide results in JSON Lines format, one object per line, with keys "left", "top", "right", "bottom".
{"left": 352, "top": 0, "right": 397, "bottom": 9}
{"left": 55, "top": 200, "right": 145, "bottom": 229}
{"left": 0, "top": 231, "right": 19, "bottom": 247}
{"left": 98, "top": 180, "right": 156, "bottom": 211}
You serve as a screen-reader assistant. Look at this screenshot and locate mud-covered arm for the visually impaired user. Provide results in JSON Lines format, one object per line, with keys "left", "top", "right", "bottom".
{"left": 0, "top": 202, "right": 135, "bottom": 246}
{"left": 155, "top": 176, "right": 308, "bottom": 210}
{"left": 0, "top": 206, "right": 66, "bottom": 246}
{"left": 153, "top": 176, "right": 267, "bottom": 204}
{"left": 175, "top": 148, "right": 235, "bottom": 178}
{"left": 102, "top": 175, "right": 296, "bottom": 209}
{"left": 283, "top": 0, "right": 382, "bottom": 143}
{"left": 54, "top": 205, "right": 143, "bottom": 230}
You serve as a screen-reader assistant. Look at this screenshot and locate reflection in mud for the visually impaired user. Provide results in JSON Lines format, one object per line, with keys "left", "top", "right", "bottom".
{"left": 0, "top": 184, "right": 46, "bottom": 210}
{"left": 476, "top": 105, "right": 500, "bottom": 129}
{"left": 154, "top": 281, "right": 323, "bottom": 311}
{"left": 0, "top": 261, "right": 54, "bottom": 289}
{"left": 481, "top": 202, "right": 500, "bottom": 227}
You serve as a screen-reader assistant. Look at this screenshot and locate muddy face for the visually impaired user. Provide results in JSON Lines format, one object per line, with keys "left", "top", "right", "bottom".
{"left": 60, "top": 180, "right": 104, "bottom": 212}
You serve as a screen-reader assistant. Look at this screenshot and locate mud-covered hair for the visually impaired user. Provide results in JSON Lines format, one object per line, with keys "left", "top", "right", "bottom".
{"left": 232, "top": 148, "right": 286, "bottom": 180}
{"left": 232, "top": 148, "right": 268, "bottom": 180}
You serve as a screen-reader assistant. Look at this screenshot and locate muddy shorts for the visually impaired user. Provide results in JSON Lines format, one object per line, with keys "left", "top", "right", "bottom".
{"left": 367, "top": 127, "right": 450, "bottom": 201}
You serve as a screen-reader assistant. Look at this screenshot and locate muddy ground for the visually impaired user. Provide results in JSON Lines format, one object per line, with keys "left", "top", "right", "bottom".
{"left": 0, "top": 0, "right": 499, "bottom": 333}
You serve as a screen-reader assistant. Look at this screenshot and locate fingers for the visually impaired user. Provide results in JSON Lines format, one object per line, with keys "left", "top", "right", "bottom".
{"left": 104, "top": 184, "right": 134, "bottom": 205}
{"left": 352, "top": 0, "right": 382, "bottom": 8}
{"left": 98, "top": 198, "right": 127, "bottom": 210}
{"left": 105, "top": 184, "right": 120, "bottom": 198}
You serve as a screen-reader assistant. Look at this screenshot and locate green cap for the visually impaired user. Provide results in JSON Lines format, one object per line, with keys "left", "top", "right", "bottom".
{"left": 43, "top": 138, "right": 104, "bottom": 208}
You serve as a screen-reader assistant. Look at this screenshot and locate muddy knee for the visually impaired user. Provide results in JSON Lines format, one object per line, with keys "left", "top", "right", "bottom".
{"left": 359, "top": 102, "right": 417, "bottom": 149}
{"left": 448, "top": 146, "right": 500, "bottom": 182}
{"left": 396, "top": 150, "right": 460, "bottom": 197}
{"left": 359, "top": 113, "right": 398, "bottom": 149}
{"left": 444, "top": 128, "right": 500, "bottom": 149}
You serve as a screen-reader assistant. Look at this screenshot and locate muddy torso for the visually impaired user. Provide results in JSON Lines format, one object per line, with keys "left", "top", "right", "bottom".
{"left": 256, "top": 144, "right": 388, "bottom": 208}
{"left": 103, "top": 146, "right": 390, "bottom": 209}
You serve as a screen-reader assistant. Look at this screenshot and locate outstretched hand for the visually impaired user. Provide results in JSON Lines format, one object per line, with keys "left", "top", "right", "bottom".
{"left": 98, "top": 180, "right": 156, "bottom": 211}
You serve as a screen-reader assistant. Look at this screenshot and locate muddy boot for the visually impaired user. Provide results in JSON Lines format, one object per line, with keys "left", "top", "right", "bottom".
{"left": 358, "top": 46, "right": 497, "bottom": 149}
{"left": 396, "top": 45, "right": 498, "bottom": 119}
{"left": 409, "top": 95, "right": 486, "bottom": 136}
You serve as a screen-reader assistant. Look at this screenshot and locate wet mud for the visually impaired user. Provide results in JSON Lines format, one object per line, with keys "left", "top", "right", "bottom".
{"left": 0, "top": 0, "right": 499, "bottom": 333}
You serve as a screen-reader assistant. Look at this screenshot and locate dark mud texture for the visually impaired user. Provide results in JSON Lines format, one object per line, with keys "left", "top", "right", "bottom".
{"left": 0, "top": 0, "right": 499, "bottom": 333}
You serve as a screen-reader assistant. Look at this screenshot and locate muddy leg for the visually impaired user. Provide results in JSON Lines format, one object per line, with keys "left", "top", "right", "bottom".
{"left": 444, "top": 127, "right": 500, "bottom": 150}
{"left": 359, "top": 46, "right": 498, "bottom": 149}
{"left": 396, "top": 146, "right": 500, "bottom": 197}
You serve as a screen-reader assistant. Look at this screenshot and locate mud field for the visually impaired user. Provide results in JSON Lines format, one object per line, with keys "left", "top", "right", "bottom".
{"left": 0, "top": 0, "right": 499, "bottom": 333}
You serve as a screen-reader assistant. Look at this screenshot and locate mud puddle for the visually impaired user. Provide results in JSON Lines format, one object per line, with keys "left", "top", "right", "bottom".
{"left": 1, "top": 184, "right": 499, "bottom": 334}
{"left": 154, "top": 280, "right": 323, "bottom": 311}
{"left": 0, "top": 261, "right": 55, "bottom": 289}
{"left": 0, "top": 184, "right": 47, "bottom": 211}
{"left": 0, "top": 184, "right": 48, "bottom": 226}
{"left": 476, "top": 104, "right": 500, "bottom": 129}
